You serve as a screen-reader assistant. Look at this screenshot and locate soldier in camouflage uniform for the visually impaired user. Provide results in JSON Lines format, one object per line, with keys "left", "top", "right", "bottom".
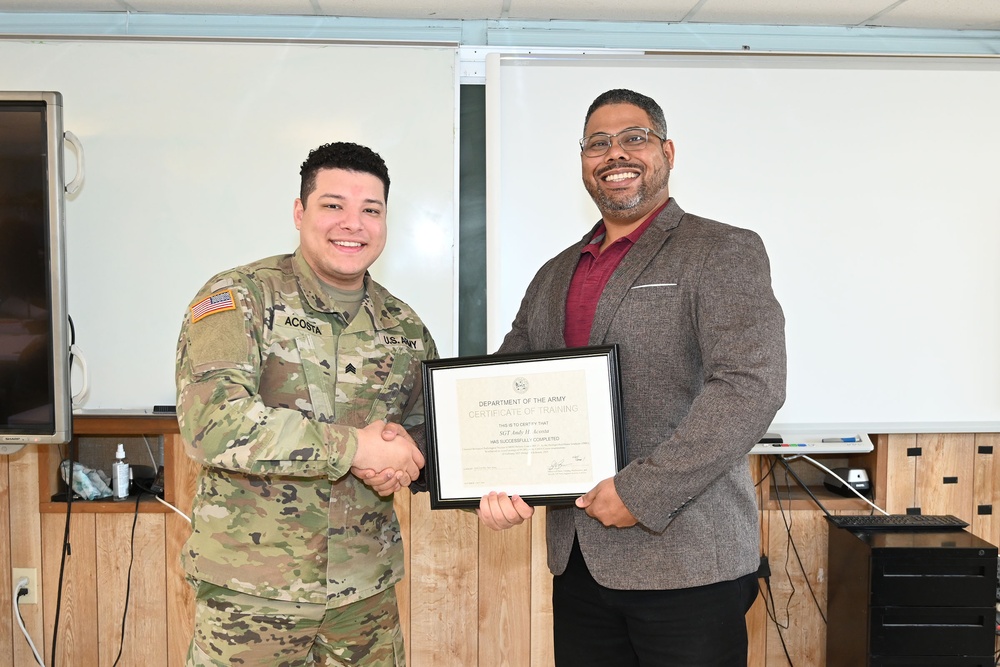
{"left": 175, "top": 142, "right": 437, "bottom": 666}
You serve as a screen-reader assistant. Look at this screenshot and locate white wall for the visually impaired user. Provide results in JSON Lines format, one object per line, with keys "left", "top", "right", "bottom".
{"left": 1, "top": 38, "right": 457, "bottom": 410}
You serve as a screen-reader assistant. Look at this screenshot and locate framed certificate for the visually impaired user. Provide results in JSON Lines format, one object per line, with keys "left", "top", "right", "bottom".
{"left": 421, "top": 345, "right": 627, "bottom": 509}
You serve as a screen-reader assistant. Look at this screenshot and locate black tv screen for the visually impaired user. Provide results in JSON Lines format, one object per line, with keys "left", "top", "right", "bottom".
{"left": 0, "top": 91, "right": 71, "bottom": 446}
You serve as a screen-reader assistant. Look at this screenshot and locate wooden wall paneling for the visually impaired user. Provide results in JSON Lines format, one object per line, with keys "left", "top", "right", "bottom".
{"left": 972, "top": 433, "right": 999, "bottom": 546}
{"left": 884, "top": 434, "right": 918, "bottom": 513}
{"left": 478, "top": 518, "right": 531, "bottom": 666}
{"left": 165, "top": 432, "right": 197, "bottom": 667}
{"left": 407, "top": 494, "right": 479, "bottom": 666}
{"left": 747, "top": 456, "right": 770, "bottom": 667}
{"left": 762, "top": 510, "right": 829, "bottom": 667}
{"left": 165, "top": 510, "right": 193, "bottom": 667}
{"left": 867, "top": 434, "right": 889, "bottom": 508}
{"left": 394, "top": 490, "right": 411, "bottom": 665}
{"left": 746, "top": 576, "right": 767, "bottom": 666}
{"left": 529, "top": 507, "right": 553, "bottom": 667}
{"left": 747, "top": 466, "right": 768, "bottom": 667}
{"left": 0, "top": 454, "right": 11, "bottom": 667}
{"left": 8, "top": 446, "right": 44, "bottom": 667}
{"left": 39, "top": 443, "right": 63, "bottom": 506}
{"left": 95, "top": 512, "right": 167, "bottom": 667}
{"left": 41, "top": 511, "right": 99, "bottom": 666}
{"left": 913, "top": 433, "right": 975, "bottom": 517}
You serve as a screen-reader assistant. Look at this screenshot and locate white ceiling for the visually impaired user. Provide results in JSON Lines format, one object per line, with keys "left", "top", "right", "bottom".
{"left": 0, "top": 0, "right": 998, "bottom": 32}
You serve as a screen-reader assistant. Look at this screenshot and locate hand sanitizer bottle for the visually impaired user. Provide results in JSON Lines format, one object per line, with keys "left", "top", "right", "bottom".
{"left": 112, "top": 443, "right": 130, "bottom": 501}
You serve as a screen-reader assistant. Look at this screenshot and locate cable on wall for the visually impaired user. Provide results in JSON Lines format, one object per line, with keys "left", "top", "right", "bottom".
{"left": 13, "top": 577, "right": 46, "bottom": 666}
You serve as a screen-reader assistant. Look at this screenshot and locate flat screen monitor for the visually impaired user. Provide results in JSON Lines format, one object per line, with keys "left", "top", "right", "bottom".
{"left": 0, "top": 91, "right": 72, "bottom": 446}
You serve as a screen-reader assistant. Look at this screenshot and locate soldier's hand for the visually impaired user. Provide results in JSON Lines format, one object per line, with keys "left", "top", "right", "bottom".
{"left": 351, "top": 424, "right": 422, "bottom": 495}
{"left": 353, "top": 420, "right": 424, "bottom": 481}
{"left": 351, "top": 466, "right": 410, "bottom": 496}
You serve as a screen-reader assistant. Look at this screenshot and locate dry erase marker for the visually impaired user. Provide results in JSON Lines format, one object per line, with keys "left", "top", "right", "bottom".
{"left": 821, "top": 436, "right": 861, "bottom": 443}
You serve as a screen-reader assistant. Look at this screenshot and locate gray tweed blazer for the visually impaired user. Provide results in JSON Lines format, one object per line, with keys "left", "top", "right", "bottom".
{"left": 497, "top": 198, "right": 786, "bottom": 590}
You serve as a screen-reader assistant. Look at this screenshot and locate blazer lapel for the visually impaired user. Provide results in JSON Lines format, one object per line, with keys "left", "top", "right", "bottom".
{"left": 589, "top": 200, "right": 684, "bottom": 345}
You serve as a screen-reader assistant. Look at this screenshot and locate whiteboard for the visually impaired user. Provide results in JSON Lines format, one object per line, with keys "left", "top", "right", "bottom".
{"left": 0, "top": 38, "right": 457, "bottom": 410}
{"left": 486, "top": 53, "right": 1000, "bottom": 433}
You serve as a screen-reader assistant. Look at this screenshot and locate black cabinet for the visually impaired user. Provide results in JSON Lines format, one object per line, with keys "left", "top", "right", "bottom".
{"left": 827, "top": 525, "right": 997, "bottom": 666}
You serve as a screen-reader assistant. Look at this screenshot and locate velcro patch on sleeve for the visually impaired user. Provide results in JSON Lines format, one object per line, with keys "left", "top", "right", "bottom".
{"left": 191, "top": 289, "right": 236, "bottom": 323}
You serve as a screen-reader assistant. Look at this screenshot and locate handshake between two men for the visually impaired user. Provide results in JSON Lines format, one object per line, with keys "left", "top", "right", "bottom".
{"left": 346, "top": 421, "right": 537, "bottom": 528}
{"left": 350, "top": 420, "right": 424, "bottom": 497}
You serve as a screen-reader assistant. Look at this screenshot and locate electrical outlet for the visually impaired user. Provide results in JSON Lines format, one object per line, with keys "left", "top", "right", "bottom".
{"left": 12, "top": 568, "right": 38, "bottom": 605}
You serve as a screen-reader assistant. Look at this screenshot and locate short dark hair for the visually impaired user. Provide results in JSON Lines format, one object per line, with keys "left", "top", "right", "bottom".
{"left": 299, "top": 141, "right": 390, "bottom": 204}
{"left": 583, "top": 89, "right": 668, "bottom": 139}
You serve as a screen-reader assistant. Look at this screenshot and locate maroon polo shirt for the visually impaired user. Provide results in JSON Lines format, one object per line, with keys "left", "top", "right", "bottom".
{"left": 564, "top": 201, "right": 668, "bottom": 347}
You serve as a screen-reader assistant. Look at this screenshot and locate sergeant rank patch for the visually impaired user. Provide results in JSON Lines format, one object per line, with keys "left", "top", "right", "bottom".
{"left": 191, "top": 289, "right": 236, "bottom": 323}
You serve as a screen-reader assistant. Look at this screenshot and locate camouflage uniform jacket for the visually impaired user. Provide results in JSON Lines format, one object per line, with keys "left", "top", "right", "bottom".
{"left": 175, "top": 249, "right": 437, "bottom": 607}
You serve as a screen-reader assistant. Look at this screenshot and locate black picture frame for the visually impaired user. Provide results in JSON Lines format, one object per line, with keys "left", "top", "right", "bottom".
{"left": 421, "top": 345, "right": 627, "bottom": 509}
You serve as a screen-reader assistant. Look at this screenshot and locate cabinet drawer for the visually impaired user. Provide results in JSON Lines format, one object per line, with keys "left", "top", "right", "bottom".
{"left": 869, "top": 606, "right": 996, "bottom": 656}
{"left": 871, "top": 556, "right": 998, "bottom": 607}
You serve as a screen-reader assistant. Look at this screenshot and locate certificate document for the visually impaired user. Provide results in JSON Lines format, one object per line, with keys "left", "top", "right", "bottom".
{"left": 422, "top": 346, "right": 626, "bottom": 509}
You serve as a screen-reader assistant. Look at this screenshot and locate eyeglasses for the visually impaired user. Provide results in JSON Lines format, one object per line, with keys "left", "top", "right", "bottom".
{"left": 579, "top": 127, "right": 666, "bottom": 157}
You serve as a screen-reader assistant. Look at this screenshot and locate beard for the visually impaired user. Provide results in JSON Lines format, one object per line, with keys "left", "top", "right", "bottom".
{"left": 585, "top": 161, "right": 671, "bottom": 221}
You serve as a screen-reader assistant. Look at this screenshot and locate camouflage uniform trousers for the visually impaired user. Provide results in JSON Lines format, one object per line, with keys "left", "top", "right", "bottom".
{"left": 186, "top": 582, "right": 405, "bottom": 666}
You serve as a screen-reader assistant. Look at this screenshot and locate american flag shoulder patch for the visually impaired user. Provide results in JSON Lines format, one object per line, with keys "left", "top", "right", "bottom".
{"left": 191, "top": 289, "right": 236, "bottom": 323}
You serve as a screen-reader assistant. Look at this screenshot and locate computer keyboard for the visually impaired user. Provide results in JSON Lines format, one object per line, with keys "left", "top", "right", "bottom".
{"left": 826, "top": 513, "right": 968, "bottom": 531}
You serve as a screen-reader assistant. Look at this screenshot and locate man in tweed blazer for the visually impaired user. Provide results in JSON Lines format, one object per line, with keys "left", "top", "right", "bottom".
{"left": 478, "top": 89, "right": 787, "bottom": 666}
